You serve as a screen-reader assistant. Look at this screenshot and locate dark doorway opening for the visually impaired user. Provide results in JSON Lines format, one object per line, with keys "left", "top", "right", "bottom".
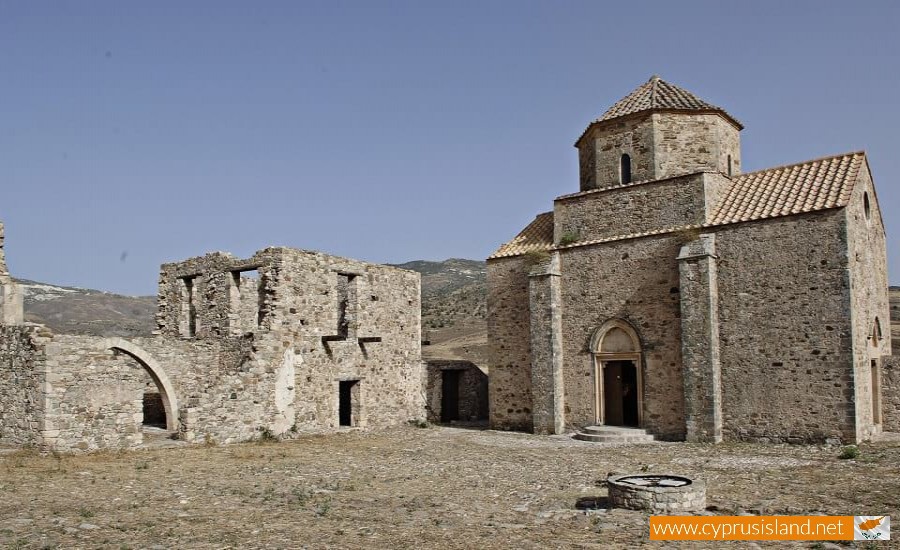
{"left": 339, "top": 380, "right": 358, "bottom": 426}
{"left": 603, "top": 360, "right": 638, "bottom": 427}
{"left": 441, "top": 370, "right": 461, "bottom": 422}
{"left": 142, "top": 391, "right": 167, "bottom": 428}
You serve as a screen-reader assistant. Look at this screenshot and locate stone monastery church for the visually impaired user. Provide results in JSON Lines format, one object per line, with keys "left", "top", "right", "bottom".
{"left": 488, "top": 76, "right": 892, "bottom": 444}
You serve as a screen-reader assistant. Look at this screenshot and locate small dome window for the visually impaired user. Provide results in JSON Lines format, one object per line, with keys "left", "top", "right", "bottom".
{"left": 864, "top": 192, "right": 871, "bottom": 221}
{"left": 620, "top": 154, "right": 632, "bottom": 184}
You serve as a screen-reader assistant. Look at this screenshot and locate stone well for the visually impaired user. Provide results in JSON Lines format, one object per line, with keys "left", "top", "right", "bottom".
{"left": 607, "top": 473, "right": 706, "bottom": 513}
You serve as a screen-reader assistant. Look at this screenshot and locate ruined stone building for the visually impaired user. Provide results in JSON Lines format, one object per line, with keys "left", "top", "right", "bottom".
{"left": 488, "top": 76, "right": 893, "bottom": 444}
{"left": 0, "top": 225, "right": 425, "bottom": 452}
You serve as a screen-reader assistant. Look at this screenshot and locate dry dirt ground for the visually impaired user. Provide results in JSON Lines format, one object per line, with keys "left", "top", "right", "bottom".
{"left": 1, "top": 426, "right": 898, "bottom": 549}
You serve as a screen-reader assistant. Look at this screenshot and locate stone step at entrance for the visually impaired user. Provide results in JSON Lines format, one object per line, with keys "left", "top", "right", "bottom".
{"left": 140, "top": 425, "right": 187, "bottom": 449}
{"left": 573, "top": 425, "right": 656, "bottom": 444}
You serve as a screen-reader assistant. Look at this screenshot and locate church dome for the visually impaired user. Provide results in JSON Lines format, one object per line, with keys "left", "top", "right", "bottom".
{"left": 576, "top": 76, "right": 743, "bottom": 147}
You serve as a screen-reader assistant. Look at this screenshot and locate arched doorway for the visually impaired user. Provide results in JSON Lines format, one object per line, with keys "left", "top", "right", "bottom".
{"left": 103, "top": 338, "right": 179, "bottom": 432}
{"left": 590, "top": 320, "right": 642, "bottom": 427}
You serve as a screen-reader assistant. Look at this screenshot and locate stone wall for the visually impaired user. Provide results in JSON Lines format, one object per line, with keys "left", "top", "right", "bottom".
{"left": 0, "top": 325, "right": 49, "bottom": 445}
{"left": 714, "top": 211, "right": 856, "bottom": 443}
{"left": 575, "top": 112, "right": 740, "bottom": 193}
{"left": 882, "top": 356, "right": 900, "bottom": 432}
{"left": 125, "top": 335, "right": 258, "bottom": 444}
{"left": 42, "top": 335, "right": 147, "bottom": 451}
{"left": 2, "top": 332, "right": 261, "bottom": 451}
{"left": 652, "top": 113, "right": 740, "bottom": 179}
{"left": 424, "top": 360, "right": 488, "bottom": 423}
{"left": 554, "top": 173, "right": 710, "bottom": 244}
{"left": 886, "top": 289, "right": 900, "bottom": 431}
{"left": 487, "top": 256, "right": 533, "bottom": 431}
{"left": 557, "top": 235, "right": 687, "bottom": 440}
{"left": 844, "top": 166, "right": 892, "bottom": 439}
{"left": 268, "top": 248, "right": 424, "bottom": 433}
{"left": 578, "top": 114, "right": 655, "bottom": 190}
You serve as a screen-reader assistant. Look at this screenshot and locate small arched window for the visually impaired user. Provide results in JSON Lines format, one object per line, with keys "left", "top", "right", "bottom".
{"left": 727, "top": 154, "right": 733, "bottom": 177}
{"left": 864, "top": 192, "right": 871, "bottom": 221}
{"left": 620, "top": 154, "right": 632, "bottom": 184}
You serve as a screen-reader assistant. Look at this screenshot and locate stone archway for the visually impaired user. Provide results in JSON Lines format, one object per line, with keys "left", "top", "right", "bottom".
{"left": 102, "top": 338, "right": 179, "bottom": 432}
{"left": 590, "top": 320, "right": 643, "bottom": 427}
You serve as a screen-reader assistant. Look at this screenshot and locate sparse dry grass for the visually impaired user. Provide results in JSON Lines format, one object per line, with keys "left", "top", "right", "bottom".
{"left": 0, "top": 427, "right": 898, "bottom": 549}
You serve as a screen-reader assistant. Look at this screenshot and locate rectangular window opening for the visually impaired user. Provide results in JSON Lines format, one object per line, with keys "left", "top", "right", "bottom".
{"left": 230, "top": 268, "right": 264, "bottom": 332}
{"left": 180, "top": 276, "right": 197, "bottom": 337}
{"left": 339, "top": 380, "right": 360, "bottom": 427}
{"left": 336, "top": 273, "right": 358, "bottom": 339}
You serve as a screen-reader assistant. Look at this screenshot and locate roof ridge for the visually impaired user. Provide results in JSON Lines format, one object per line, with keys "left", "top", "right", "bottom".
{"left": 734, "top": 151, "right": 865, "bottom": 180}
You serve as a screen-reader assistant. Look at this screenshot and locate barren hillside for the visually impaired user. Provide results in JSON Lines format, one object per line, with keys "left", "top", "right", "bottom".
{"left": 17, "top": 279, "right": 156, "bottom": 338}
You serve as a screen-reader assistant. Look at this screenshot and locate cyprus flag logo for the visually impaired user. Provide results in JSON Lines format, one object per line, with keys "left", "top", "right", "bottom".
{"left": 855, "top": 516, "right": 890, "bottom": 540}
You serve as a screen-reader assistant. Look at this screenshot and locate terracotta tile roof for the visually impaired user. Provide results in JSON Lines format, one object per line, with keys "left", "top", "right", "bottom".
{"left": 577, "top": 76, "right": 742, "bottom": 145}
{"left": 709, "top": 151, "right": 865, "bottom": 225}
{"left": 488, "top": 212, "right": 554, "bottom": 260}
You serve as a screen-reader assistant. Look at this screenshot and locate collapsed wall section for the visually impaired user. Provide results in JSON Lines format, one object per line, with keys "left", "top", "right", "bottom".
{"left": 150, "top": 246, "right": 426, "bottom": 441}
{"left": 2, "top": 242, "right": 426, "bottom": 452}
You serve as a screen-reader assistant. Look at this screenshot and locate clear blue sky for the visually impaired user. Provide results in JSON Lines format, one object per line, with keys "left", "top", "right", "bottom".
{"left": 2, "top": 1, "right": 898, "bottom": 295}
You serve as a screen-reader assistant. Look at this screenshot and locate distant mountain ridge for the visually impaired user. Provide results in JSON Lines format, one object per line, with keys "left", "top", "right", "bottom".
{"left": 16, "top": 278, "right": 157, "bottom": 337}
